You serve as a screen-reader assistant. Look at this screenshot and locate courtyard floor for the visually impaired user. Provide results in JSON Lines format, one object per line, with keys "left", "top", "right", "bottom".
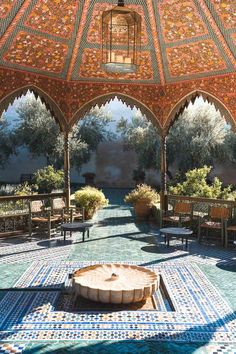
{"left": 0, "top": 189, "right": 235, "bottom": 354}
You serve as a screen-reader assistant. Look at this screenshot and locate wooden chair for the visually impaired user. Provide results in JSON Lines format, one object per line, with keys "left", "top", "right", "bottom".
{"left": 161, "top": 201, "right": 193, "bottom": 228}
{"left": 51, "top": 198, "right": 84, "bottom": 223}
{"left": 28, "top": 200, "right": 61, "bottom": 239}
{"left": 224, "top": 211, "right": 236, "bottom": 248}
{"left": 198, "top": 206, "right": 231, "bottom": 246}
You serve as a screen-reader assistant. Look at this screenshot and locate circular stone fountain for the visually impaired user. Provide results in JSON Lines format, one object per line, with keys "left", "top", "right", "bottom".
{"left": 72, "top": 264, "right": 159, "bottom": 304}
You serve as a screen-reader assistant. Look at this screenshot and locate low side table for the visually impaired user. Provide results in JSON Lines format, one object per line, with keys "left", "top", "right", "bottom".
{"left": 159, "top": 227, "right": 193, "bottom": 248}
{"left": 61, "top": 222, "right": 93, "bottom": 242}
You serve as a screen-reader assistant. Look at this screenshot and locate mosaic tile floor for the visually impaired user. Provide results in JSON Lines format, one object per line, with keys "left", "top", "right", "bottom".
{"left": 0, "top": 189, "right": 236, "bottom": 353}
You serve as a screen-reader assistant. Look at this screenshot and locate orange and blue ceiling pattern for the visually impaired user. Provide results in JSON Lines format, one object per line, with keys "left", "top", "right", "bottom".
{"left": 0, "top": 0, "right": 235, "bottom": 84}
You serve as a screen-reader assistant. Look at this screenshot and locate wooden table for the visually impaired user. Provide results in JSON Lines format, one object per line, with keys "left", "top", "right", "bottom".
{"left": 61, "top": 222, "right": 93, "bottom": 242}
{"left": 159, "top": 227, "right": 193, "bottom": 248}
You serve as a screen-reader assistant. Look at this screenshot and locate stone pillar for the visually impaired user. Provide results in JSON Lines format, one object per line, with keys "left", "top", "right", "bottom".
{"left": 64, "top": 130, "right": 70, "bottom": 209}
{"left": 160, "top": 134, "right": 168, "bottom": 211}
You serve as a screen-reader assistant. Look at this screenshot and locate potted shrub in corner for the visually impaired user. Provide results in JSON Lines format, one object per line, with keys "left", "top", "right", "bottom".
{"left": 124, "top": 184, "right": 160, "bottom": 219}
{"left": 74, "top": 186, "right": 108, "bottom": 220}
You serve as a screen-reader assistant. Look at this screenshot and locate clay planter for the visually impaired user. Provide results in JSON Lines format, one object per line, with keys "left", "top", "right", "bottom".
{"left": 134, "top": 199, "right": 152, "bottom": 219}
{"left": 72, "top": 264, "right": 159, "bottom": 304}
{"left": 84, "top": 209, "right": 95, "bottom": 220}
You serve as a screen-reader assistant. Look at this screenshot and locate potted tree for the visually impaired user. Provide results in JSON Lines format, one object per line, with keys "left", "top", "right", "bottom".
{"left": 74, "top": 186, "right": 108, "bottom": 220}
{"left": 124, "top": 184, "right": 160, "bottom": 219}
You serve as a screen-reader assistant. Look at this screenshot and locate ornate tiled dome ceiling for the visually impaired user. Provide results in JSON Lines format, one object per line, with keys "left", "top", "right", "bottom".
{"left": 0, "top": 0, "right": 235, "bottom": 84}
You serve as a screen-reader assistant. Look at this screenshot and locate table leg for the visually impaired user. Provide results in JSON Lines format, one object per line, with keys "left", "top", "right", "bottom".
{"left": 185, "top": 237, "right": 188, "bottom": 248}
{"left": 82, "top": 230, "right": 85, "bottom": 242}
{"left": 167, "top": 235, "right": 170, "bottom": 246}
{"left": 87, "top": 228, "right": 89, "bottom": 238}
{"left": 64, "top": 230, "right": 66, "bottom": 242}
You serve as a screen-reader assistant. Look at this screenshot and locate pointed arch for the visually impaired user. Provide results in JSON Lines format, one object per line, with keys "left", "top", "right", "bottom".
{"left": 0, "top": 85, "right": 68, "bottom": 131}
{"left": 165, "top": 90, "right": 236, "bottom": 134}
{"left": 69, "top": 92, "right": 162, "bottom": 134}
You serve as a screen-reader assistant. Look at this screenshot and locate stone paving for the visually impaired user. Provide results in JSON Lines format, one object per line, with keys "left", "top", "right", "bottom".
{"left": 0, "top": 189, "right": 235, "bottom": 353}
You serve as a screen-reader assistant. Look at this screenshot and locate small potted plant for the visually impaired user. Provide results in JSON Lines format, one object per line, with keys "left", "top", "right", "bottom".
{"left": 124, "top": 184, "right": 160, "bottom": 219}
{"left": 74, "top": 186, "right": 108, "bottom": 219}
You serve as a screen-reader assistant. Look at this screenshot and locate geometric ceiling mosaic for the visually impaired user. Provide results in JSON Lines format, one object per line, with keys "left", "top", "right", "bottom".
{"left": 0, "top": 0, "right": 235, "bottom": 84}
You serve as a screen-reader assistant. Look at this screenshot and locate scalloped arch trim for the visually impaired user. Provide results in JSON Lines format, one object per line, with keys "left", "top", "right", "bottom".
{"left": 70, "top": 92, "right": 161, "bottom": 133}
{"left": 165, "top": 90, "right": 235, "bottom": 134}
{"left": 0, "top": 85, "right": 67, "bottom": 131}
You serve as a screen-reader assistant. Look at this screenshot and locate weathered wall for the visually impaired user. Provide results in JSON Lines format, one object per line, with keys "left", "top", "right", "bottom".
{"left": 95, "top": 141, "right": 138, "bottom": 188}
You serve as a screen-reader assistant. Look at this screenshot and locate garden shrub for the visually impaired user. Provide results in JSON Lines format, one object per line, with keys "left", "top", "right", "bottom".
{"left": 14, "top": 182, "right": 34, "bottom": 196}
{"left": 32, "top": 166, "right": 64, "bottom": 193}
{"left": 74, "top": 186, "right": 108, "bottom": 219}
{"left": 169, "top": 166, "right": 236, "bottom": 200}
{"left": 124, "top": 184, "right": 160, "bottom": 205}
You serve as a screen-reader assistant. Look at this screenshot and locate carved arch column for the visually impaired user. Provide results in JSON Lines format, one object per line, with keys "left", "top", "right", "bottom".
{"left": 63, "top": 130, "right": 71, "bottom": 209}
{"left": 160, "top": 133, "right": 168, "bottom": 212}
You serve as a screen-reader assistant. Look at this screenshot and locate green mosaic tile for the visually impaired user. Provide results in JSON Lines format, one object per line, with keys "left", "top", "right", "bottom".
{"left": 0, "top": 262, "right": 29, "bottom": 289}
{"left": 198, "top": 263, "right": 236, "bottom": 310}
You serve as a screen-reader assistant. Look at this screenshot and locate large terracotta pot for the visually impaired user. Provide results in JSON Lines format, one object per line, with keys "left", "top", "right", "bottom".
{"left": 134, "top": 199, "right": 152, "bottom": 219}
{"left": 84, "top": 208, "right": 96, "bottom": 220}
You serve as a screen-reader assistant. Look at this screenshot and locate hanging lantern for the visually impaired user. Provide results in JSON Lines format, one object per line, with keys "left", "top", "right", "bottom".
{"left": 101, "top": 0, "right": 141, "bottom": 73}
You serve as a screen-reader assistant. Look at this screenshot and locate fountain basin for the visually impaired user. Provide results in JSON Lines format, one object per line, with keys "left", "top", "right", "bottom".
{"left": 72, "top": 264, "right": 159, "bottom": 304}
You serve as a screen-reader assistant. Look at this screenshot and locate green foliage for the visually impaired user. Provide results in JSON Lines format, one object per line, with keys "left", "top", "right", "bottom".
{"left": 13, "top": 97, "right": 60, "bottom": 162}
{"left": 117, "top": 101, "right": 234, "bottom": 178}
{"left": 32, "top": 166, "right": 64, "bottom": 193}
{"left": 0, "top": 115, "right": 14, "bottom": 167}
{"left": 124, "top": 184, "right": 160, "bottom": 205}
{"left": 167, "top": 105, "right": 228, "bottom": 173}
{"left": 169, "top": 166, "right": 236, "bottom": 200}
{"left": 117, "top": 112, "right": 160, "bottom": 170}
{"left": 13, "top": 96, "right": 114, "bottom": 171}
{"left": 14, "top": 182, "right": 34, "bottom": 196}
{"left": 74, "top": 187, "right": 108, "bottom": 218}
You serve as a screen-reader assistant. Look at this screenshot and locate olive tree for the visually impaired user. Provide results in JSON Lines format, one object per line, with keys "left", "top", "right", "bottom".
{"left": 13, "top": 96, "right": 114, "bottom": 171}
{"left": 0, "top": 115, "right": 14, "bottom": 168}
{"left": 117, "top": 102, "right": 233, "bottom": 179}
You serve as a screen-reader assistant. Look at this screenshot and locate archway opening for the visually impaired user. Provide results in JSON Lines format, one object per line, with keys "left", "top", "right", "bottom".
{"left": 69, "top": 96, "right": 162, "bottom": 193}
{"left": 0, "top": 90, "right": 67, "bottom": 192}
{"left": 164, "top": 93, "right": 236, "bottom": 199}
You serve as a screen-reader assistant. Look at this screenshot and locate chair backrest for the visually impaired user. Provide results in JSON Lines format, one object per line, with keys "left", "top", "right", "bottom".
{"left": 52, "top": 198, "right": 65, "bottom": 211}
{"left": 30, "top": 200, "right": 43, "bottom": 213}
{"left": 174, "top": 202, "right": 192, "bottom": 215}
{"left": 209, "top": 206, "right": 231, "bottom": 220}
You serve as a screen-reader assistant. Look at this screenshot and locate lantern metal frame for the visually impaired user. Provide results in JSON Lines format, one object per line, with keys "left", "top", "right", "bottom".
{"left": 101, "top": 0, "right": 141, "bottom": 73}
